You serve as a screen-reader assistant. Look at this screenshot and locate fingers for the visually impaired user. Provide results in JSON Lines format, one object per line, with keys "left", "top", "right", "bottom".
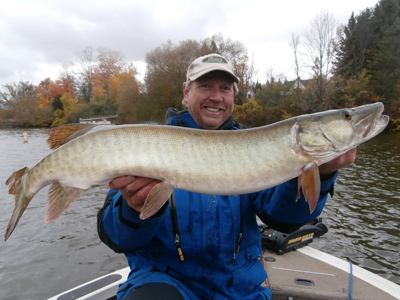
{"left": 319, "top": 148, "right": 357, "bottom": 175}
{"left": 109, "top": 175, "right": 136, "bottom": 190}
{"left": 109, "top": 176, "right": 162, "bottom": 212}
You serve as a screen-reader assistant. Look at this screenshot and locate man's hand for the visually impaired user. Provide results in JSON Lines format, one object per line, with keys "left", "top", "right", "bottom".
{"left": 109, "top": 176, "right": 161, "bottom": 213}
{"left": 319, "top": 148, "right": 357, "bottom": 176}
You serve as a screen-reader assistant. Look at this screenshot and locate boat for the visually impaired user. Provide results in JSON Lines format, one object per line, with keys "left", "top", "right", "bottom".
{"left": 49, "top": 222, "right": 400, "bottom": 300}
{"left": 47, "top": 246, "right": 400, "bottom": 300}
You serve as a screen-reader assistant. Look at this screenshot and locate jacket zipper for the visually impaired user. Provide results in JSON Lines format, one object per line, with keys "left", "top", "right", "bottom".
{"left": 169, "top": 193, "right": 185, "bottom": 262}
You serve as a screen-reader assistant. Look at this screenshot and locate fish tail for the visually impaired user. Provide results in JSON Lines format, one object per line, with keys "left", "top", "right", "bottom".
{"left": 5, "top": 167, "right": 33, "bottom": 241}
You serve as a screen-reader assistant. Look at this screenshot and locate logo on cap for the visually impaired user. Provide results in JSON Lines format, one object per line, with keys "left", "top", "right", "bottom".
{"left": 202, "top": 56, "right": 228, "bottom": 64}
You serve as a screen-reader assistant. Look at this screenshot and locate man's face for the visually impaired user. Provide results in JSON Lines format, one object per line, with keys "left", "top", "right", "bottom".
{"left": 183, "top": 71, "right": 235, "bottom": 130}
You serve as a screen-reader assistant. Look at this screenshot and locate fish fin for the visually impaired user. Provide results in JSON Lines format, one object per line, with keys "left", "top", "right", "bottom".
{"left": 139, "top": 181, "right": 175, "bottom": 220}
{"left": 44, "top": 182, "right": 87, "bottom": 224}
{"left": 47, "top": 124, "right": 97, "bottom": 150}
{"left": 5, "top": 167, "right": 32, "bottom": 241}
{"left": 300, "top": 162, "right": 321, "bottom": 213}
{"left": 6, "top": 167, "right": 28, "bottom": 195}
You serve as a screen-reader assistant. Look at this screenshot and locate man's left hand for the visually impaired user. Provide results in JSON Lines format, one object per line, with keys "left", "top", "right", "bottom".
{"left": 319, "top": 148, "right": 357, "bottom": 176}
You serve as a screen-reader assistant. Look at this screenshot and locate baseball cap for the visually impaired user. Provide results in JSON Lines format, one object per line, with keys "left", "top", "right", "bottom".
{"left": 186, "top": 53, "right": 239, "bottom": 83}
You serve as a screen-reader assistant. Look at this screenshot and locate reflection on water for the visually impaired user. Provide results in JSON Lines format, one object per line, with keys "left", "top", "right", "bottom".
{"left": 0, "top": 129, "right": 399, "bottom": 299}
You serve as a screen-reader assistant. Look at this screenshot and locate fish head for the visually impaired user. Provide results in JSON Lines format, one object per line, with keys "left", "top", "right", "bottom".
{"left": 296, "top": 102, "right": 389, "bottom": 163}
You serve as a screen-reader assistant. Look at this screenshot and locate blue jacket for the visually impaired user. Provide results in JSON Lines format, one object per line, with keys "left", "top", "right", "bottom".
{"left": 97, "top": 110, "right": 338, "bottom": 300}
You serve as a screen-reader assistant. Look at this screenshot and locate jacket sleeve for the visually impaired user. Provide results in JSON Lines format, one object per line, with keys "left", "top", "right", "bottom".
{"left": 97, "top": 190, "right": 167, "bottom": 253}
{"left": 252, "top": 172, "right": 338, "bottom": 233}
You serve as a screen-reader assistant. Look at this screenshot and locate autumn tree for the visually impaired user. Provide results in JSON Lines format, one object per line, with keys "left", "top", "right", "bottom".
{"left": 144, "top": 35, "right": 254, "bottom": 121}
{"left": 145, "top": 39, "right": 205, "bottom": 121}
{"left": 92, "top": 47, "right": 125, "bottom": 102}
{"left": 331, "top": 71, "right": 384, "bottom": 109}
{"left": 116, "top": 74, "right": 143, "bottom": 123}
{"left": 51, "top": 93, "right": 80, "bottom": 126}
{"left": 204, "top": 33, "right": 256, "bottom": 104}
{"left": 35, "top": 76, "right": 76, "bottom": 108}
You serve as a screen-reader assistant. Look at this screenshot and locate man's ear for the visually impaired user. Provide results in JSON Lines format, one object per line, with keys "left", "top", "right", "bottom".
{"left": 182, "top": 82, "right": 189, "bottom": 106}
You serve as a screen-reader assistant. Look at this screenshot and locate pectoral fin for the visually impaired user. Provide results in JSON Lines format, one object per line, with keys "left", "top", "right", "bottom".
{"left": 44, "top": 182, "right": 87, "bottom": 224}
{"left": 139, "top": 181, "right": 175, "bottom": 220}
{"left": 300, "top": 162, "right": 321, "bottom": 213}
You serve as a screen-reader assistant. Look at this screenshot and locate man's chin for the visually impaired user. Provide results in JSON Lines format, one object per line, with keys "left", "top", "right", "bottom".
{"left": 199, "top": 117, "right": 226, "bottom": 130}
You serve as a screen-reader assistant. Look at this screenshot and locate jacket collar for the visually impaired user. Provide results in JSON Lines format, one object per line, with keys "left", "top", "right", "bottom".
{"left": 165, "top": 108, "right": 237, "bottom": 130}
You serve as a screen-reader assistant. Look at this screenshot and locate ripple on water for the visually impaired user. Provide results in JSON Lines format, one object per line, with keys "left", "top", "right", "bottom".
{"left": 0, "top": 130, "right": 399, "bottom": 299}
{"left": 313, "top": 134, "right": 400, "bottom": 284}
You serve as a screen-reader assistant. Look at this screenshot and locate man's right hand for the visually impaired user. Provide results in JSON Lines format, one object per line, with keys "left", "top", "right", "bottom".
{"left": 109, "top": 176, "right": 161, "bottom": 213}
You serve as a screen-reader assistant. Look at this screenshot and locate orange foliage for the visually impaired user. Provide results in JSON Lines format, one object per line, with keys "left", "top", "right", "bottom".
{"left": 35, "top": 77, "right": 76, "bottom": 108}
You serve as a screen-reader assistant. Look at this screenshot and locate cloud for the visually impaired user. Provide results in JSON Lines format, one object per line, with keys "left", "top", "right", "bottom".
{"left": 0, "top": 0, "right": 379, "bottom": 86}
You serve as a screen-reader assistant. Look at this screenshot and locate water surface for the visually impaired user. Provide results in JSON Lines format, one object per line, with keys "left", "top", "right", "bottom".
{"left": 0, "top": 129, "right": 398, "bottom": 299}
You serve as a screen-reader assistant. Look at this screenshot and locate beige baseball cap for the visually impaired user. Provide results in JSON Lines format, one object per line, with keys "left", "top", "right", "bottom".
{"left": 186, "top": 53, "right": 239, "bottom": 83}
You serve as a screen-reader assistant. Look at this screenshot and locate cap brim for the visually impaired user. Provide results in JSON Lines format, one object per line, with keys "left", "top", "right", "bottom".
{"left": 188, "top": 65, "right": 239, "bottom": 83}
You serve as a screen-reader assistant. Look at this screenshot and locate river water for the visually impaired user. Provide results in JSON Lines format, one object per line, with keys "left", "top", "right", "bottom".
{"left": 0, "top": 128, "right": 399, "bottom": 299}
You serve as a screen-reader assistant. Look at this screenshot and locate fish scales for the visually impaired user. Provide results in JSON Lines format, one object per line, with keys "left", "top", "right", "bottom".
{"left": 4, "top": 103, "right": 389, "bottom": 240}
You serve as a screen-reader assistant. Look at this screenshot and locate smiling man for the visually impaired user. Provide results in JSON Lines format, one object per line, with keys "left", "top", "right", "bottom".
{"left": 97, "top": 53, "right": 356, "bottom": 300}
{"left": 182, "top": 55, "right": 238, "bottom": 130}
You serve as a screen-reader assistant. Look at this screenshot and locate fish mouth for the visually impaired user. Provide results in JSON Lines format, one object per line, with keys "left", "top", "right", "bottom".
{"left": 353, "top": 103, "right": 389, "bottom": 140}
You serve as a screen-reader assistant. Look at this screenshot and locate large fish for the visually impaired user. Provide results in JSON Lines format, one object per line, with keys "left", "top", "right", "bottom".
{"left": 4, "top": 102, "right": 389, "bottom": 240}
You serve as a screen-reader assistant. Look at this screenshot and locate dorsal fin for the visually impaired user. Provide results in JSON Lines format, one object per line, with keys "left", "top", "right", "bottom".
{"left": 47, "top": 124, "right": 97, "bottom": 150}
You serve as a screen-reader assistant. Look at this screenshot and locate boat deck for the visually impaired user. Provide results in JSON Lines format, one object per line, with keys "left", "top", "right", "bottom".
{"left": 262, "top": 246, "right": 400, "bottom": 300}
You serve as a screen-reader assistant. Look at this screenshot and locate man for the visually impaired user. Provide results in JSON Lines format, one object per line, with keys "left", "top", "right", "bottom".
{"left": 97, "top": 54, "right": 356, "bottom": 300}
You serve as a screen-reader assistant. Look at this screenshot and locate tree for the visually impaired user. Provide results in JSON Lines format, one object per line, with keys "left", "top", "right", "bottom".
{"left": 59, "top": 61, "right": 77, "bottom": 98}
{"left": 0, "top": 81, "right": 39, "bottom": 126}
{"left": 290, "top": 33, "right": 301, "bottom": 79}
{"left": 372, "top": 0, "right": 400, "bottom": 40}
{"left": 335, "top": 0, "right": 400, "bottom": 102}
{"left": 144, "top": 39, "right": 206, "bottom": 121}
{"left": 117, "top": 75, "right": 141, "bottom": 123}
{"left": 290, "top": 33, "right": 302, "bottom": 114}
{"left": 335, "top": 10, "right": 375, "bottom": 79}
{"left": 368, "top": 17, "right": 400, "bottom": 99}
{"left": 144, "top": 34, "right": 254, "bottom": 122}
{"left": 93, "top": 47, "right": 125, "bottom": 101}
{"left": 304, "top": 11, "right": 337, "bottom": 109}
{"left": 35, "top": 77, "right": 75, "bottom": 108}
{"left": 0, "top": 81, "right": 36, "bottom": 110}
{"left": 206, "top": 33, "right": 256, "bottom": 104}
{"left": 77, "top": 46, "right": 95, "bottom": 103}
{"left": 51, "top": 93, "right": 80, "bottom": 126}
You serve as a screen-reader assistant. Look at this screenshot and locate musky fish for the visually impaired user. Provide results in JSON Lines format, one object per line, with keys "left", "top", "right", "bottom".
{"left": 4, "top": 102, "right": 389, "bottom": 241}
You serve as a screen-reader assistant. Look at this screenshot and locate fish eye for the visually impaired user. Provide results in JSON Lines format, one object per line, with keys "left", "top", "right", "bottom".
{"left": 343, "top": 110, "right": 352, "bottom": 120}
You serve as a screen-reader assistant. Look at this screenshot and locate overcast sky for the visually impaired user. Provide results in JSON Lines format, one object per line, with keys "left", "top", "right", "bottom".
{"left": 0, "top": 0, "right": 380, "bottom": 87}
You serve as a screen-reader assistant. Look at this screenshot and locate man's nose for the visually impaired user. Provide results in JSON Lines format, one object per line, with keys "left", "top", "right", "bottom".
{"left": 209, "top": 87, "right": 223, "bottom": 101}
